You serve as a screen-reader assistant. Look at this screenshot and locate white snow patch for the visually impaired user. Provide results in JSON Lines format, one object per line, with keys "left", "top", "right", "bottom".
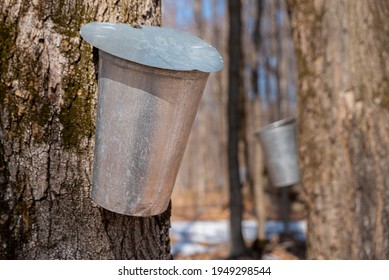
{"left": 171, "top": 220, "right": 306, "bottom": 256}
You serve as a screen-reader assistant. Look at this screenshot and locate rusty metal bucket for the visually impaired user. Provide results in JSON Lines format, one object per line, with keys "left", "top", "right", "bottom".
{"left": 80, "top": 22, "right": 223, "bottom": 216}
{"left": 256, "top": 118, "right": 300, "bottom": 187}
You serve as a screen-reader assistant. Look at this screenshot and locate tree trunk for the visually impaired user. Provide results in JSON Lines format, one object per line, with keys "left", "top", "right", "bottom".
{"left": 227, "top": 0, "right": 247, "bottom": 257}
{"left": 0, "top": 0, "right": 172, "bottom": 260}
{"left": 251, "top": 0, "right": 266, "bottom": 241}
{"left": 245, "top": 96, "right": 266, "bottom": 240}
{"left": 287, "top": 0, "right": 389, "bottom": 259}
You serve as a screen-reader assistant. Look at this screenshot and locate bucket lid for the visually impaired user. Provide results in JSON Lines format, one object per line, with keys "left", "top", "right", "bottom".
{"left": 80, "top": 22, "right": 224, "bottom": 73}
{"left": 255, "top": 117, "right": 296, "bottom": 137}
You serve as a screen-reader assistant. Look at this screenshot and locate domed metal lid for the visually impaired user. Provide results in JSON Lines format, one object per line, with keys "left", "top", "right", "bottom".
{"left": 80, "top": 22, "right": 224, "bottom": 73}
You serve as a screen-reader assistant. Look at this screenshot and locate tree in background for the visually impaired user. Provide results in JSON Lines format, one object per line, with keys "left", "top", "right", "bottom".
{"left": 227, "top": 0, "right": 247, "bottom": 257}
{"left": 287, "top": 0, "right": 389, "bottom": 259}
{"left": 0, "top": 0, "right": 171, "bottom": 259}
{"left": 242, "top": 0, "right": 266, "bottom": 242}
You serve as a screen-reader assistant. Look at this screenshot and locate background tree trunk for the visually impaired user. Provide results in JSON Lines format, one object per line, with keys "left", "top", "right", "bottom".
{"left": 287, "top": 0, "right": 389, "bottom": 259}
{"left": 242, "top": 0, "right": 266, "bottom": 241}
{"left": 227, "top": 0, "right": 247, "bottom": 257}
{"left": 0, "top": 0, "right": 172, "bottom": 259}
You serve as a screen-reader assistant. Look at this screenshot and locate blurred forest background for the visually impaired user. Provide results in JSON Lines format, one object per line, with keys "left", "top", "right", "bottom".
{"left": 165, "top": 0, "right": 389, "bottom": 260}
{"left": 164, "top": 0, "right": 303, "bottom": 259}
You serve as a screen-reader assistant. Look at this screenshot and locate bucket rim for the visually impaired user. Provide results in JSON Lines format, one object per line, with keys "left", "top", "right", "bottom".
{"left": 98, "top": 50, "right": 210, "bottom": 80}
{"left": 255, "top": 117, "right": 296, "bottom": 136}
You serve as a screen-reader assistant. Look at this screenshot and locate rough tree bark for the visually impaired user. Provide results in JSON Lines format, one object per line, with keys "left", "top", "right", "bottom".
{"left": 227, "top": 0, "right": 247, "bottom": 257}
{"left": 287, "top": 0, "right": 389, "bottom": 259}
{"left": 0, "top": 0, "right": 172, "bottom": 259}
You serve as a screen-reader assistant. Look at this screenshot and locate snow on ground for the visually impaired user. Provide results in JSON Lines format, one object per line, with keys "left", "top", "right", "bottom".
{"left": 171, "top": 220, "right": 306, "bottom": 256}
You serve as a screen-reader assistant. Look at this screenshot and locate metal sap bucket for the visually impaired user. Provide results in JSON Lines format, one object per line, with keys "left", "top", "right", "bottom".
{"left": 80, "top": 22, "right": 223, "bottom": 216}
{"left": 256, "top": 118, "right": 300, "bottom": 187}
